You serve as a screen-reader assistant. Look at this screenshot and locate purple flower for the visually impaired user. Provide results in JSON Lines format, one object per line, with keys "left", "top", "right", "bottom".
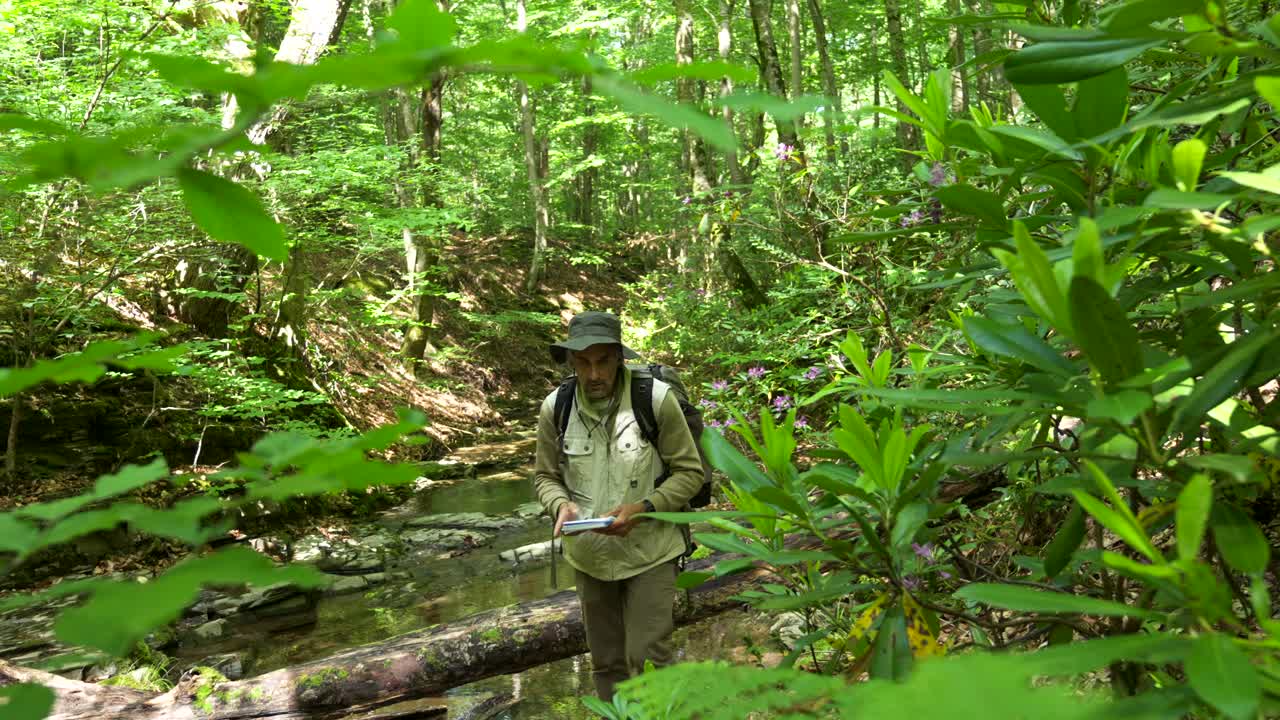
{"left": 711, "top": 380, "right": 728, "bottom": 392}
{"left": 695, "top": 289, "right": 706, "bottom": 296}
{"left": 682, "top": 196, "right": 692, "bottom": 206}
{"left": 928, "top": 161, "right": 950, "bottom": 187}
{"left": 912, "top": 542, "right": 935, "bottom": 561}
{"left": 899, "top": 208, "right": 925, "bottom": 228}
{"left": 656, "top": 294, "right": 666, "bottom": 301}
{"left": 707, "top": 419, "right": 722, "bottom": 429}
{"left": 773, "top": 395, "right": 792, "bottom": 411}
{"left": 794, "top": 416, "right": 809, "bottom": 428}
{"left": 723, "top": 417, "right": 736, "bottom": 426}
{"left": 940, "top": 570, "right": 952, "bottom": 580}
{"left": 827, "top": 353, "right": 845, "bottom": 370}
{"left": 699, "top": 398, "right": 718, "bottom": 410}
{"left": 747, "top": 366, "right": 766, "bottom": 379}
{"left": 774, "top": 143, "right": 793, "bottom": 161}
{"left": 901, "top": 575, "right": 920, "bottom": 591}
{"left": 804, "top": 366, "right": 822, "bottom": 381}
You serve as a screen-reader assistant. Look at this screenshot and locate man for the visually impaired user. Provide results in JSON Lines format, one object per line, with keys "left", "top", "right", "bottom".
{"left": 533, "top": 311, "right": 704, "bottom": 701}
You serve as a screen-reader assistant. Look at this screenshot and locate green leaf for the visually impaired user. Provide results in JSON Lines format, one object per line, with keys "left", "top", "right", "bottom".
{"left": 1071, "top": 217, "right": 1105, "bottom": 285}
{"left": 1219, "top": 169, "right": 1280, "bottom": 195}
{"left": 1256, "top": 76, "right": 1280, "bottom": 108}
{"left": 595, "top": 77, "right": 736, "bottom": 152}
{"left": 934, "top": 184, "right": 1008, "bottom": 228}
{"left": 0, "top": 113, "right": 69, "bottom": 136}
{"left": 145, "top": 54, "right": 251, "bottom": 96}
{"left": 1005, "top": 222, "right": 1073, "bottom": 336}
{"left": 177, "top": 168, "right": 287, "bottom": 262}
{"left": 1176, "top": 474, "right": 1212, "bottom": 562}
{"left": 385, "top": 0, "right": 458, "bottom": 50}
{"left": 55, "top": 547, "right": 324, "bottom": 655}
{"left": 1072, "top": 490, "right": 1161, "bottom": 562}
{"left": 1143, "top": 188, "right": 1235, "bottom": 209}
{"left": 964, "top": 315, "right": 1076, "bottom": 376}
{"left": 1180, "top": 455, "right": 1259, "bottom": 483}
{"left": 633, "top": 61, "right": 757, "bottom": 85}
{"left": 869, "top": 604, "right": 913, "bottom": 681}
{"left": 702, "top": 429, "right": 772, "bottom": 494}
{"left": 1169, "top": 328, "right": 1278, "bottom": 438}
{"left": 1102, "top": 0, "right": 1207, "bottom": 30}
{"left": 1044, "top": 503, "right": 1087, "bottom": 578}
{"left": 986, "top": 125, "right": 1083, "bottom": 161}
{"left": 715, "top": 92, "right": 825, "bottom": 123}
{"left": 1074, "top": 67, "right": 1129, "bottom": 141}
{"left": 0, "top": 683, "right": 56, "bottom": 720}
{"left": 1185, "top": 633, "right": 1260, "bottom": 720}
{"left": 1013, "top": 83, "right": 1076, "bottom": 140}
{"left": 955, "top": 583, "right": 1160, "bottom": 618}
{"left": 676, "top": 571, "right": 713, "bottom": 590}
{"left": 1087, "top": 390, "right": 1153, "bottom": 425}
{"left": 890, "top": 502, "right": 928, "bottom": 551}
{"left": 1069, "top": 276, "right": 1141, "bottom": 386}
{"left": 1171, "top": 138, "right": 1207, "bottom": 191}
{"left": 0, "top": 514, "right": 38, "bottom": 555}
{"left": 1005, "top": 35, "right": 1163, "bottom": 85}
{"left": 1211, "top": 504, "right": 1270, "bottom": 574}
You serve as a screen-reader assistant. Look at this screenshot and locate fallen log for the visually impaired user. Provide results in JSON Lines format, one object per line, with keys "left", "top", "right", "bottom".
{"left": 1, "top": 554, "right": 771, "bottom": 720}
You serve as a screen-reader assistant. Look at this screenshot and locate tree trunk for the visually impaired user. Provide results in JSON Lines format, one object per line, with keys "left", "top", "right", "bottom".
{"left": 4, "top": 393, "right": 19, "bottom": 482}
{"left": 871, "top": 21, "right": 881, "bottom": 132}
{"left": 575, "top": 74, "right": 597, "bottom": 229}
{"left": 947, "top": 0, "right": 968, "bottom": 112}
{"left": 806, "top": 0, "right": 842, "bottom": 164}
{"left": 718, "top": 0, "right": 745, "bottom": 187}
{"left": 516, "top": 0, "right": 548, "bottom": 292}
{"left": 883, "top": 0, "right": 914, "bottom": 158}
{"left": 7, "top": 555, "right": 767, "bottom": 720}
{"left": 245, "top": 0, "right": 354, "bottom": 149}
{"left": 913, "top": 0, "right": 929, "bottom": 93}
{"left": 786, "top": 0, "right": 803, "bottom": 122}
{"left": 676, "top": 0, "right": 712, "bottom": 197}
{"left": 746, "top": 0, "right": 800, "bottom": 151}
{"left": 969, "top": 0, "right": 990, "bottom": 107}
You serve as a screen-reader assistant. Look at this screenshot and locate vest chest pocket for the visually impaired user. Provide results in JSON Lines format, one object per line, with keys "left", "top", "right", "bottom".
{"left": 561, "top": 435, "right": 595, "bottom": 497}
{"left": 615, "top": 421, "right": 655, "bottom": 491}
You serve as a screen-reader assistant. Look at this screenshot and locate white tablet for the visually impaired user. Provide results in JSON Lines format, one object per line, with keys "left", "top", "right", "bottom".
{"left": 562, "top": 517, "right": 615, "bottom": 534}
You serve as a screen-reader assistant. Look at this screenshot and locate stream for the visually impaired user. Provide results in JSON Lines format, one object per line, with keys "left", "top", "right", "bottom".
{"left": 0, "top": 433, "right": 775, "bottom": 719}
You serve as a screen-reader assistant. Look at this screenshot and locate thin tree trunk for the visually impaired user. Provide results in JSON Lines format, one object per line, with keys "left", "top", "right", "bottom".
{"left": 786, "top": 0, "right": 803, "bottom": 121}
{"left": 4, "top": 393, "right": 19, "bottom": 482}
{"left": 871, "top": 21, "right": 881, "bottom": 133}
{"left": 747, "top": 0, "right": 800, "bottom": 151}
{"left": 947, "top": 0, "right": 968, "bottom": 112}
{"left": 969, "top": 0, "right": 990, "bottom": 107}
{"left": 883, "top": 0, "right": 914, "bottom": 159}
{"left": 913, "top": 0, "right": 929, "bottom": 92}
{"left": 806, "top": 0, "right": 842, "bottom": 164}
{"left": 517, "top": 0, "right": 548, "bottom": 293}
{"left": 676, "top": 0, "right": 712, "bottom": 196}
{"left": 576, "top": 74, "right": 597, "bottom": 229}
{"left": 719, "top": 0, "right": 746, "bottom": 187}
{"left": 245, "top": 0, "right": 353, "bottom": 148}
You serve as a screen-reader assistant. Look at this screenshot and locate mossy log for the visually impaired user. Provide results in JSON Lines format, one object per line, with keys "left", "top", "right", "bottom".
{"left": 0, "top": 555, "right": 770, "bottom": 720}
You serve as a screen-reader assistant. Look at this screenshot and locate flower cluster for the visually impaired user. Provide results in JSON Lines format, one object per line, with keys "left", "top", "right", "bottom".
{"left": 775, "top": 143, "right": 794, "bottom": 162}
{"left": 928, "top": 161, "right": 951, "bottom": 187}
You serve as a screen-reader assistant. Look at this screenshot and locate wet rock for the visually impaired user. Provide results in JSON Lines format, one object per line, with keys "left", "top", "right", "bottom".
{"left": 82, "top": 662, "right": 119, "bottom": 683}
{"left": 418, "top": 459, "right": 475, "bottom": 482}
{"left": 405, "top": 513, "right": 524, "bottom": 533}
{"left": 325, "top": 575, "right": 368, "bottom": 595}
{"left": 513, "top": 502, "right": 545, "bottom": 520}
{"left": 442, "top": 436, "right": 536, "bottom": 471}
{"left": 497, "top": 539, "right": 557, "bottom": 565}
{"left": 400, "top": 528, "right": 492, "bottom": 555}
{"left": 195, "top": 652, "right": 245, "bottom": 680}
{"left": 769, "top": 612, "right": 807, "bottom": 651}
{"left": 191, "top": 618, "right": 230, "bottom": 644}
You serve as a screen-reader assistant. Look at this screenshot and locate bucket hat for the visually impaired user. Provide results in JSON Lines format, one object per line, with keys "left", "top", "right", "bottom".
{"left": 549, "top": 311, "right": 640, "bottom": 363}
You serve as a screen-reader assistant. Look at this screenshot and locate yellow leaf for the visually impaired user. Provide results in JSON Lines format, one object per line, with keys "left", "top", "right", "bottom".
{"left": 902, "top": 593, "right": 944, "bottom": 658}
{"left": 845, "top": 592, "right": 891, "bottom": 647}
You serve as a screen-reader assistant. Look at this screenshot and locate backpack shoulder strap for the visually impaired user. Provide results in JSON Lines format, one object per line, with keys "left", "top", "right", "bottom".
{"left": 630, "top": 369, "right": 660, "bottom": 447}
{"left": 553, "top": 377, "right": 576, "bottom": 442}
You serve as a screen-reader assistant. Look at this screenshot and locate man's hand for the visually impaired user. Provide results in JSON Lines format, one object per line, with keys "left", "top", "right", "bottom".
{"left": 553, "top": 501, "right": 580, "bottom": 538}
{"left": 596, "top": 502, "right": 648, "bottom": 537}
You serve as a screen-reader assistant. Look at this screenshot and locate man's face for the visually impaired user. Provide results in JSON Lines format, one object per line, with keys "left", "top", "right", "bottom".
{"left": 572, "top": 344, "right": 622, "bottom": 400}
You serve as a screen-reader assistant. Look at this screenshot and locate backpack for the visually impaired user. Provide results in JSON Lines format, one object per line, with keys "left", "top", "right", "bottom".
{"left": 553, "top": 363, "right": 714, "bottom": 508}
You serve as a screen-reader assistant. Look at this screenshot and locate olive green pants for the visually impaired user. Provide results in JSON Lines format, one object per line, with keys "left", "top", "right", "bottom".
{"left": 575, "top": 561, "right": 677, "bottom": 701}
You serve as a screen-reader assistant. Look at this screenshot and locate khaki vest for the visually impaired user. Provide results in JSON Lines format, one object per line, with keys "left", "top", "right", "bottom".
{"left": 559, "top": 369, "right": 687, "bottom": 581}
